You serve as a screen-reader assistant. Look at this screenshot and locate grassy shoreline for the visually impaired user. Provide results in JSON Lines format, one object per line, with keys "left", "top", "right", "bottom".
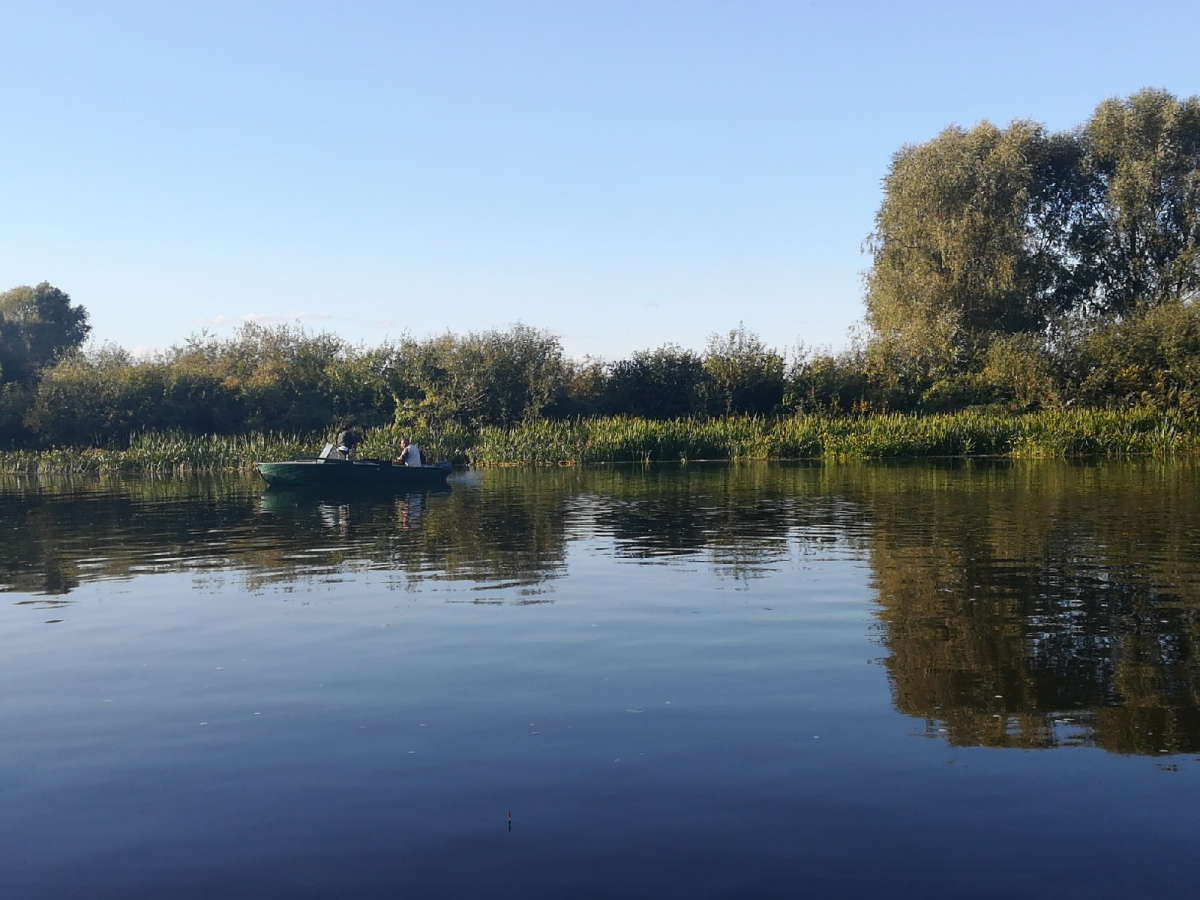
{"left": 1, "top": 409, "right": 1197, "bottom": 475}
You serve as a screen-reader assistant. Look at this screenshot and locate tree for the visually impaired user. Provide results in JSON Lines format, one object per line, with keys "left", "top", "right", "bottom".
{"left": 25, "top": 344, "right": 164, "bottom": 445}
{"left": 1065, "top": 302, "right": 1200, "bottom": 411}
{"left": 865, "top": 120, "right": 1063, "bottom": 383}
{"left": 196, "top": 323, "right": 345, "bottom": 431}
{"left": 605, "top": 345, "right": 705, "bottom": 418}
{"left": 409, "top": 324, "right": 567, "bottom": 428}
{"left": 864, "top": 89, "right": 1200, "bottom": 406}
{"left": 0, "top": 282, "right": 91, "bottom": 385}
{"left": 1080, "top": 89, "right": 1200, "bottom": 316}
{"left": 554, "top": 355, "right": 610, "bottom": 418}
{"left": 702, "top": 324, "right": 785, "bottom": 416}
{"left": 785, "top": 342, "right": 875, "bottom": 414}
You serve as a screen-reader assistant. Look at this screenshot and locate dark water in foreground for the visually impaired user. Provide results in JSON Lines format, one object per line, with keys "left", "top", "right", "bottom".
{"left": 1, "top": 461, "right": 1197, "bottom": 899}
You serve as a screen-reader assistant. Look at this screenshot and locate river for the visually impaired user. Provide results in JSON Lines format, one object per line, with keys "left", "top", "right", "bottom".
{"left": 1, "top": 461, "right": 1196, "bottom": 899}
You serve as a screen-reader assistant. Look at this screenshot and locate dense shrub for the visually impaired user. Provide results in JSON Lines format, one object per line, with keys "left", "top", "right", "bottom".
{"left": 1066, "top": 302, "right": 1200, "bottom": 412}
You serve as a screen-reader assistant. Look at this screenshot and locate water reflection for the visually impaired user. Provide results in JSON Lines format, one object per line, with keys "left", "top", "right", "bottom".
{"left": 862, "top": 461, "right": 1200, "bottom": 756}
{"left": 2, "top": 461, "right": 1199, "bottom": 756}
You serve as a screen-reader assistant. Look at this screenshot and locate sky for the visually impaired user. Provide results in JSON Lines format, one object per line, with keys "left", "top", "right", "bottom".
{"left": 3, "top": 0, "right": 1197, "bottom": 362}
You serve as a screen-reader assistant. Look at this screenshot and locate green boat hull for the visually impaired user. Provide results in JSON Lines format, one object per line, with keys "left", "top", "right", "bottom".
{"left": 255, "top": 459, "right": 452, "bottom": 490}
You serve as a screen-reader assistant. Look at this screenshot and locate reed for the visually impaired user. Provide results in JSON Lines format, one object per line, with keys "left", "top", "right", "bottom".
{"left": 360, "top": 423, "right": 477, "bottom": 465}
{"left": 0, "top": 431, "right": 314, "bottom": 475}
{"left": 467, "top": 416, "right": 781, "bottom": 466}
{"left": 1, "top": 410, "right": 1197, "bottom": 474}
{"left": 466, "top": 410, "right": 1200, "bottom": 465}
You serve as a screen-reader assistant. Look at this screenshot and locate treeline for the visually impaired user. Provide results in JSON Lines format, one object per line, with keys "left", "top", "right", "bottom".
{"left": 2, "top": 89, "right": 1198, "bottom": 450}
{"left": 864, "top": 87, "right": 1200, "bottom": 411}
{"left": 0, "top": 308, "right": 802, "bottom": 447}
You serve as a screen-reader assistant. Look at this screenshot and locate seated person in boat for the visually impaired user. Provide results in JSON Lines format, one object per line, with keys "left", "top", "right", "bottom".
{"left": 395, "top": 438, "right": 423, "bottom": 466}
{"left": 335, "top": 425, "right": 361, "bottom": 459}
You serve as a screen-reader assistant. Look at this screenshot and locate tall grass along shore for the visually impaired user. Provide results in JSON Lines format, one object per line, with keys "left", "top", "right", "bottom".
{"left": 1, "top": 410, "right": 1197, "bottom": 475}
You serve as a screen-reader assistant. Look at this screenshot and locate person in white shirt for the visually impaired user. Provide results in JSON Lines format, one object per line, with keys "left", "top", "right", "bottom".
{"left": 395, "top": 438, "right": 423, "bottom": 466}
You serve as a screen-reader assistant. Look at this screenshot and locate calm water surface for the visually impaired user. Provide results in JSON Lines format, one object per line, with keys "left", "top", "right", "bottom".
{"left": 1, "top": 461, "right": 1197, "bottom": 899}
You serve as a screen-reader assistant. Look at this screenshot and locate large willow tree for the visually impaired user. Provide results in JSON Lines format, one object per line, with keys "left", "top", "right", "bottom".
{"left": 1083, "top": 90, "right": 1200, "bottom": 315}
{"left": 866, "top": 89, "right": 1200, "bottom": 388}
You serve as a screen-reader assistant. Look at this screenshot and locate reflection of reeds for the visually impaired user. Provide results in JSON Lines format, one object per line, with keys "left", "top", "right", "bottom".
{"left": 1, "top": 410, "right": 1197, "bottom": 473}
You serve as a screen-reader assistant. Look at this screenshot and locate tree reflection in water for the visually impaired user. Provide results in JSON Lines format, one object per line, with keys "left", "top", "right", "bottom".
{"left": 2, "top": 460, "right": 1198, "bottom": 755}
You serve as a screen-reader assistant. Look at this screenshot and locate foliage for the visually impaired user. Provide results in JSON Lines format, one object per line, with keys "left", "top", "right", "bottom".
{"left": 1082, "top": 90, "right": 1200, "bottom": 316}
{"left": 24, "top": 325, "right": 355, "bottom": 444}
{"left": 866, "top": 121, "right": 1064, "bottom": 375}
{"left": 865, "top": 88, "right": 1200, "bottom": 401}
{"left": 404, "top": 324, "right": 567, "bottom": 428}
{"left": 0, "top": 430, "right": 313, "bottom": 475}
{"left": 702, "top": 324, "right": 786, "bottom": 416}
{"left": 464, "top": 409, "right": 1199, "bottom": 467}
{"left": 26, "top": 345, "right": 165, "bottom": 445}
{"left": 189, "top": 323, "right": 348, "bottom": 431}
{"left": 553, "top": 356, "right": 610, "bottom": 418}
{"left": 5, "top": 408, "right": 1198, "bottom": 474}
{"left": 604, "top": 345, "right": 705, "bottom": 418}
{"left": 785, "top": 342, "right": 876, "bottom": 414}
{"left": 0, "top": 283, "right": 91, "bottom": 444}
{"left": 6, "top": 91, "right": 1200, "bottom": 453}
{"left": 358, "top": 421, "right": 477, "bottom": 466}
{"left": 1066, "top": 301, "right": 1200, "bottom": 412}
{"left": 0, "top": 282, "right": 91, "bottom": 385}
{"left": 0, "top": 382, "right": 34, "bottom": 447}
{"left": 977, "top": 333, "right": 1059, "bottom": 410}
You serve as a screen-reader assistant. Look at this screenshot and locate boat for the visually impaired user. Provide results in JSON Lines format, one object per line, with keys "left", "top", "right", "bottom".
{"left": 255, "top": 444, "right": 453, "bottom": 490}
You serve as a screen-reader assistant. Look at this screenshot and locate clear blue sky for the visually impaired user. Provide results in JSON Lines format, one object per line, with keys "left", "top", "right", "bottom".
{"left": 3, "top": 0, "right": 1196, "bottom": 361}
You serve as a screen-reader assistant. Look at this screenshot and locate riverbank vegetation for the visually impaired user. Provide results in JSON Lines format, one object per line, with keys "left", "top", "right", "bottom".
{"left": 2, "top": 88, "right": 1198, "bottom": 471}
{"left": 2, "top": 409, "right": 1196, "bottom": 475}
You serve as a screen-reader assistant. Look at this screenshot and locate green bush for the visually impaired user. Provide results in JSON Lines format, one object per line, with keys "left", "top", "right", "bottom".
{"left": 1067, "top": 302, "right": 1200, "bottom": 412}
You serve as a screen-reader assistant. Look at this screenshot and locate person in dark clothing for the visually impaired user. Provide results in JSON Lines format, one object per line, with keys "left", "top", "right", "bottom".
{"left": 335, "top": 425, "right": 361, "bottom": 459}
